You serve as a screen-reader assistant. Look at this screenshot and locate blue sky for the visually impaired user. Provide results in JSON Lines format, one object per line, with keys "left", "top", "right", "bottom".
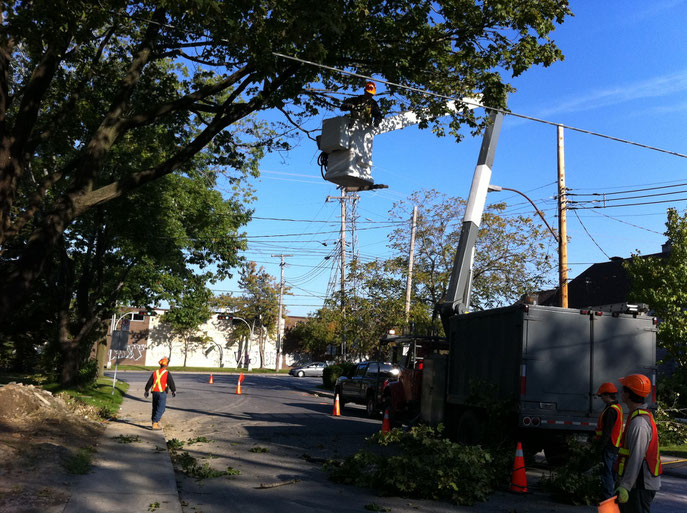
{"left": 214, "top": 1, "right": 687, "bottom": 318}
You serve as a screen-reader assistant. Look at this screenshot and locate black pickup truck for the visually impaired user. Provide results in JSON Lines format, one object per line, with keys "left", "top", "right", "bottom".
{"left": 334, "top": 361, "right": 399, "bottom": 417}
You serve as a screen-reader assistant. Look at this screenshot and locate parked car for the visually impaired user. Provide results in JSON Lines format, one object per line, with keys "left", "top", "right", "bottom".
{"left": 334, "top": 361, "right": 399, "bottom": 417}
{"left": 289, "top": 362, "right": 328, "bottom": 377}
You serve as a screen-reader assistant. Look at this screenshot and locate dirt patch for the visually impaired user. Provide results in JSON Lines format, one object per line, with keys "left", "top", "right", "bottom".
{"left": 0, "top": 383, "right": 105, "bottom": 513}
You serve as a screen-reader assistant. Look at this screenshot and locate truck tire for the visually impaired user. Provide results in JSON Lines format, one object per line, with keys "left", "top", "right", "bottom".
{"left": 543, "top": 434, "right": 571, "bottom": 467}
{"left": 456, "top": 410, "right": 482, "bottom": 445}
{"left": 365, "top": 393, "right": 377, "bottom": 418}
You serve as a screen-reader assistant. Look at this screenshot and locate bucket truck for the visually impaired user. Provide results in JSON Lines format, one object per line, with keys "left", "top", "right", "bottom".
{"left": 317, "top": 100, "right": 657, "bottom": 463}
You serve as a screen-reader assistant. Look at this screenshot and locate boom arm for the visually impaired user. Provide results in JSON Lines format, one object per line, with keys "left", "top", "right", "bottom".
{"left": 439, "top": 110, "right": 505, "bottom": 332}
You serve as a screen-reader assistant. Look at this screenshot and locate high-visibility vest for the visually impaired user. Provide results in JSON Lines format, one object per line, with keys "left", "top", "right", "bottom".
{"left": 152, "top": 369, "right": 168, "bottom": 392}
{"left": 595, "top": 403, "right": 623, "bottom": 447}
{"left": 617, "top": 409, "right": 662, "bottom": 477}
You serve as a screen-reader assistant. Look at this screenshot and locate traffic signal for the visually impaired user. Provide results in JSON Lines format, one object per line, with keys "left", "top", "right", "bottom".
{"left": 217, "top": 314, "right": 233, "bottom": 321}
{"left": 138, "top": 310, "right": 156, "bottom": 316}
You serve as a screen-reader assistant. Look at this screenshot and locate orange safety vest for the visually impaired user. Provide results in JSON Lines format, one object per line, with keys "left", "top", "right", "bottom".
{"left": 617, "top": 409, "right": 662, "bottom": 477}
{"left": 152, "top": 369, "right": 168, "bottom": 392}
{"left": 595, "top": 403, "right": 624, "bottom": 447}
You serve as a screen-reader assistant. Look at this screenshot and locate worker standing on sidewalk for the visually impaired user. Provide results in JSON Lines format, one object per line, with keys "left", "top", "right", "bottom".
{"left": 616, "top": 373, "right": 662, "bottom": 513}
{"left": 594, "top": 382, "right": 623, "bottom": 500}
{"left": 144, "top": 357, "right": 176, "bottom": 430}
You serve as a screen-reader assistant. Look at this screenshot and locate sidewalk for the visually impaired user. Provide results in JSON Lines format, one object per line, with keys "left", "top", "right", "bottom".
{"left": 63, "top": 393, "right": 183, "bottom": 513}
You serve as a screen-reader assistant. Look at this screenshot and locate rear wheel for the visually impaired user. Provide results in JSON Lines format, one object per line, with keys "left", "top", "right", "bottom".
{"left": 456, "top": 409, "right": 482, "bottom": 445}
{"left": 543, "top": 433, "right": 572, "bottom": 467}
{"left": 366, "top": 394, "right": 377, "bottom": 418}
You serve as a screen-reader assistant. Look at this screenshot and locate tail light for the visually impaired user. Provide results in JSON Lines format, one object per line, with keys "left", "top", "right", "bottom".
{"left": 381, "top": 379, "right": 389, "bottom": 393}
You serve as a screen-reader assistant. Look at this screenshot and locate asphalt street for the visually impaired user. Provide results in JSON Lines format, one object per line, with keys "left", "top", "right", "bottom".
{"left": 111, "top": 371, "right": 687, "bottom": 513}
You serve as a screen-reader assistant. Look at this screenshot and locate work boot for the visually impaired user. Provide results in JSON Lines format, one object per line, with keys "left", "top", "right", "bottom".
{"left": 152, "top": 422, "right": 161, "bottom": 430}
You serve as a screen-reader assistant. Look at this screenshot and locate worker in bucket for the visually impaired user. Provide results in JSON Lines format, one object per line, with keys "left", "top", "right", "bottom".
{"left": 594, "top": 382, "right": 623, "bottom": 500}
{"left": 144, "top": 357, "right": 176, "bottom": 430}
{"left": 615, "top": 373, "right": 662, "bottom": 512}
{"left": 341, "top": 81, "right": 383, "bottom": 127}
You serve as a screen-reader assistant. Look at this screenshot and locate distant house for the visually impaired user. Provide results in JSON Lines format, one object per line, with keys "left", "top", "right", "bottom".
{"left": 534, "top": 243, "right": 670, "bottom": 311}
{"left": 529, "top": 243, "right": 676, "bottom": 375}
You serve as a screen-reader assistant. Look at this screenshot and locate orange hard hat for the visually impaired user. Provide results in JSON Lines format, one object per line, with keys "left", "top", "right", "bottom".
{"left": 159, "top": 357, "right": 169, "bottom": 367}
{"left": 619, "top": 373, "right": 651, "bottom": 398}
{"left": 365, "top": 81, "right": 376, "bottom": 95}
{"left": 596, "top": 382, "right": 617, "bottom": 395}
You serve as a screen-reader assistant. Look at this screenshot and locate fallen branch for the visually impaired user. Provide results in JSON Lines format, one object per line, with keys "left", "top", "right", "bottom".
{"left": 255, "top": 479, "right": 300, "bottom": 489}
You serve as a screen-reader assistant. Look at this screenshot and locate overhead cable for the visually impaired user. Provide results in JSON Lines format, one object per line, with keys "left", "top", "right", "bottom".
{"left": 272, "top": 53, "right": 687, "bottom": 160}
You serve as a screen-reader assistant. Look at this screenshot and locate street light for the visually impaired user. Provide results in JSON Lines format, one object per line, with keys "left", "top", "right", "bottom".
{"left": 487, "top": 184, "right": 558, "bottom": 241}
{"left": 217, "top": 313, "right": 256, "bottom": 371}
{"left": 108, "top": 309, "right": 157, "bottom": 394}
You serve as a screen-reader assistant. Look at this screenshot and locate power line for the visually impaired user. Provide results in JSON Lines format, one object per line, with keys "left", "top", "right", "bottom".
{"left": 569, "top": 188, "right": 687, "bottom": 205}
{"left": 568, "top": 181, "right": 687, "bottom": 197}
{"left": 569, "top": 196, "right": 687, "bottom": 210}
{"left": 588, "top": 210, "right": 663, "bottom": 235}
{"left": 573, "top": 210, "right": 610, "bottom": 259}
{"left": 109, "top": 9, "right": 687, "bottom": 162}
{"left": 272, "top": 53, "right": 687, "bottom": 160}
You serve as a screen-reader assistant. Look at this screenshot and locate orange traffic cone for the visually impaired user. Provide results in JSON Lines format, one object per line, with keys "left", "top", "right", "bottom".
{"left": 236, "top": 372, "right": 244, "bottom": 395}
{"left": 597, "top": 496, "right": 620, "bottom": 513}
{"left": 332, "top": 394, "right": 341, "bottom": 416}
{"left": 208, "top": 374, "right": 214, "bottom": 384}
{"left": 509, "top": 441, "right": 528, "bottom": 493}
{"left": 381, "top": 408, "right": 391, "bottom": 434}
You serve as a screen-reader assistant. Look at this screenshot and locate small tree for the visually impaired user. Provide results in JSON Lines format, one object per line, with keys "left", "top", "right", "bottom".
{"left": 161, "top": 281, "right": 213, "bottom": 367}
{"left": 233, "top": 262, "right": 282, "bottom": 368}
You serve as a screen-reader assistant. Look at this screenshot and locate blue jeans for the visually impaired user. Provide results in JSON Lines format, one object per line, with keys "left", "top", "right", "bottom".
{"left": 601, "top": 446, "right": 618, "bottom": 500}
{"left": 152, "top": 391, "right": 167, "bottom": 423}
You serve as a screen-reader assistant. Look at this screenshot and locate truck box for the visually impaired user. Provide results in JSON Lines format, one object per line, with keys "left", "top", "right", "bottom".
{"left": 443, "top": 304, "right": 657, "bottom": 432}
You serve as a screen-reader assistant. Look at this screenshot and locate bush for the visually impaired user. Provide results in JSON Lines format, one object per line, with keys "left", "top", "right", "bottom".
{"left": 322, "top": 362, "right": 357, "bottom": 389}
{"left": 540, "top": 439, "right": 601, "bottom": 505}
{"left": 75, "top": 359, "right": 99, "bottom": 386}
{"left": 325, "top": 424, "right": 509, "bottom": 505}
{"left": 656, "top": 403, "right": 687, "bottom": 446}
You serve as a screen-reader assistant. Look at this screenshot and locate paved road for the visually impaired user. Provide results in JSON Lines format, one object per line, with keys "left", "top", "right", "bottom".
{"left": 112, "top": 372, "right": 687, "bottom": 513}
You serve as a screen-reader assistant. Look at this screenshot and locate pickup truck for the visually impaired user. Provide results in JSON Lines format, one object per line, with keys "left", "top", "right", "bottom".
{"left": 334, "top": 361, "right": 399, "bottom": 417}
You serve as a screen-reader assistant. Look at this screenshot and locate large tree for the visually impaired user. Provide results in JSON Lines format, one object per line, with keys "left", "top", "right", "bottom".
{"left": 0, "top": 0, "right": 572, "bottom": 321}
{"left": 388, "top": 189, "right": 555, "bottom": 319}
{"left": 625, "top": 208, "right": 687, "bottom": 370}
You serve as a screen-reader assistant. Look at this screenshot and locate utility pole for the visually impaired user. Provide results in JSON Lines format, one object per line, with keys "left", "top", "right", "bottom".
{"left": 557, "top": 125, "right": 568, "bottom": 308}
{"left": 271, "top": 253, "right": 292, "bottom": 371}
{"left": 405, "top": 206, "right": 418, "bottom": 326}
{"left": 326, "top": 191, "right": 356, "bottom": 359}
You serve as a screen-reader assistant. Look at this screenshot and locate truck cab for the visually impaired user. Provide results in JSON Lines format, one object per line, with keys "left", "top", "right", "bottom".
{"left": 380, "top": 335, "right": 449, "bottom": 423}
{"left": 335, "top": 360, "right": 400, "bottom": 417}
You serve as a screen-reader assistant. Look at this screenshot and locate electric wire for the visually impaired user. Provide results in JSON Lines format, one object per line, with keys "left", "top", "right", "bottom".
{"left": 568, "top": 181, "right": 687, "bottom": 197}
{"left": 573, "top": 210, "right": 610, "bottom": 259}
{"left": 115, "top": 13, "right": 687, "bottom": 161}
{"left": 588, "top": 210, "right": 663, "bottom": 235}
{"left": 271, "top": 53, "right": 687, "bottom": 160}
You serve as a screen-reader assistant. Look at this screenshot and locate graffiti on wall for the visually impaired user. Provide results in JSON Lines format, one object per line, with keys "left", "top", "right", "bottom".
{"left": 108, "top": 344, "right": 147, "bottom": 362}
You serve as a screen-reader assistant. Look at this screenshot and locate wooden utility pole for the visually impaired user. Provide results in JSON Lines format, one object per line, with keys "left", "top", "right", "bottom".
{"left": 405, "top": 206, "right": 418, "bottom": 325}
{"left": 557, "top": 125, "right": 568, "bottom": 308}
{"left": 271, "top": 253, "right": 292, "bottom": 371}
{"left": 326, "top": 191, "right": 353, "bottom": 359}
